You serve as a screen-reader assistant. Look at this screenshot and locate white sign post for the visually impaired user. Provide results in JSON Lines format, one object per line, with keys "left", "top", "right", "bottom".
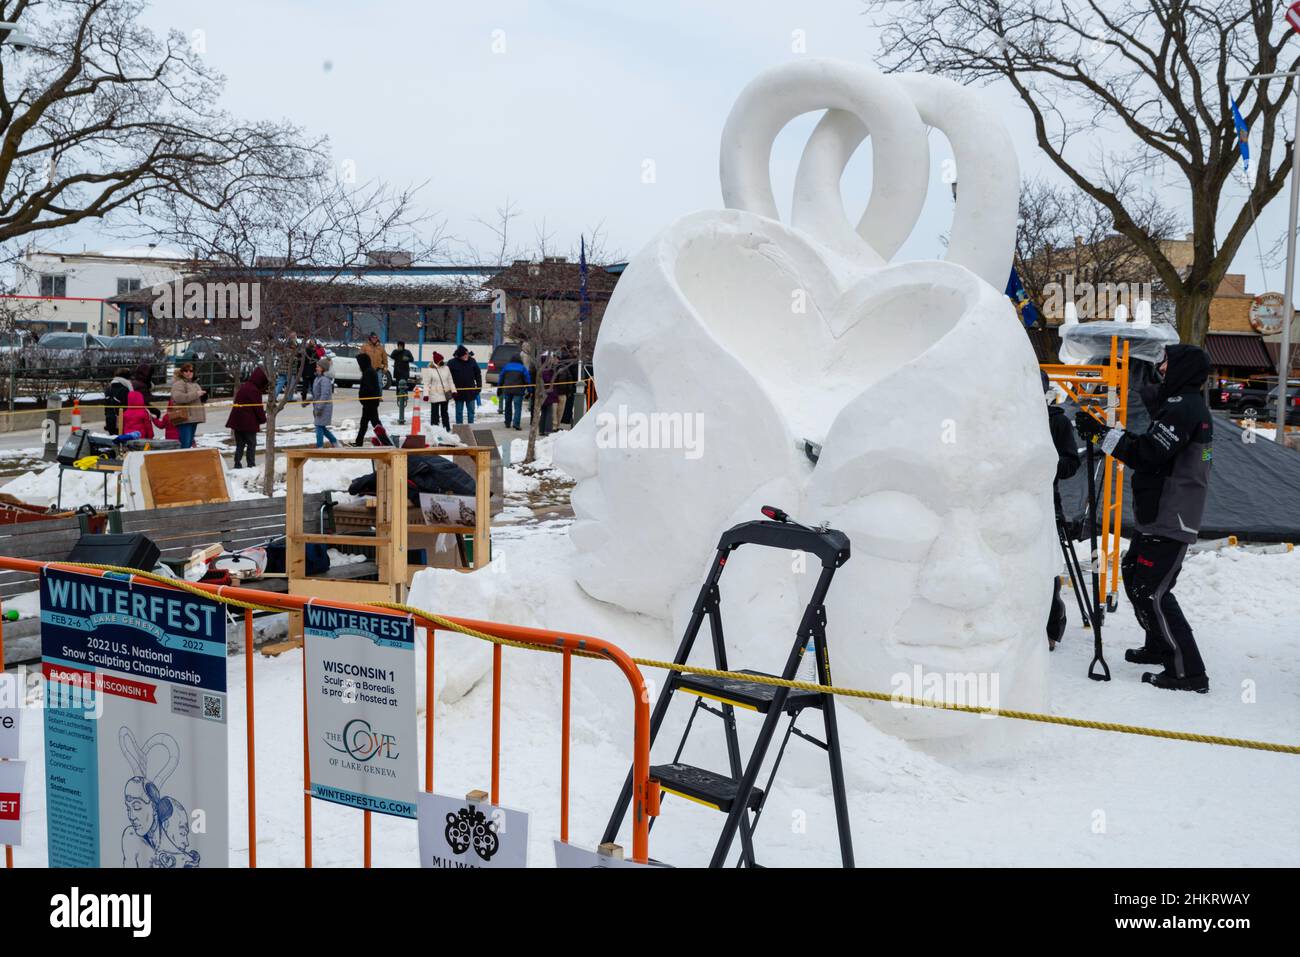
{"left": 304, "top": 605, "right": 419, "bottom": 818}
{"left": 418, "top": 791, "right": 529, "bottom": 868}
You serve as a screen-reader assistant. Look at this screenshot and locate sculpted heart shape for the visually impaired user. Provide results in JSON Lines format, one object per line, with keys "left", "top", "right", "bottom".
{"left": 556, "top": 60, "right": 1056, "bottom": 739}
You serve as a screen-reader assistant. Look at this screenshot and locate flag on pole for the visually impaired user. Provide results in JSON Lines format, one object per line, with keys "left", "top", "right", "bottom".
{"left": 579, "top": 235, "right": 591, "bottom": 322}
{"left": 1230, "top": 98, "right": 1250, "bottom": 172}
{"left": 1005, "top": 266, "right": 1040, "bottom": 329}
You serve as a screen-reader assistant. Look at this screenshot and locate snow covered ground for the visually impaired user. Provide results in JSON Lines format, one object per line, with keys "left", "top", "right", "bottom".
{"left": 8, "top": 518, "right": 1299, "bottom": 868}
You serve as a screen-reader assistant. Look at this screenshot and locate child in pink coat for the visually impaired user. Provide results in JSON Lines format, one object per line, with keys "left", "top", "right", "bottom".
{"left": 121, "top": 390, "right": 164, "bottom": 439}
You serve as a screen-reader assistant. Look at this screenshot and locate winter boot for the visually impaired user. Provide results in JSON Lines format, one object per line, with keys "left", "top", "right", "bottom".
{"left": 1124, "top": 647, "right": 1167, "bottom": 665}
{"left": 1141, "top": 671, "right": 1209, "bottom": 693}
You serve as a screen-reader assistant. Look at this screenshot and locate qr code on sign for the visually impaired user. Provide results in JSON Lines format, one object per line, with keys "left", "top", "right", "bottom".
{"left": 202, "top": 694, "right": 224, "bottom": 721}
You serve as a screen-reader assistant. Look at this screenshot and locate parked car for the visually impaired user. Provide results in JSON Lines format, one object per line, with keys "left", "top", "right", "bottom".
{"left": 1265, "top": 383, "right": 1300, "bottom": 425}
{"left": 27, "top": 332, "right": 163, "bottom": 380}
{"left": 1214, "top": 378, "right": 1272, "bottom": 417}
{"left": 170, "top": 336, "right": 241, "bottom": 396}
{"left": 0, "top": 329, "right": 32, "bottom": 369}
{"left": 324, "top": 344, "right": 391, "bottom": 389}
{"left": 485, "top": 342, "right": 523, "bottom": 385}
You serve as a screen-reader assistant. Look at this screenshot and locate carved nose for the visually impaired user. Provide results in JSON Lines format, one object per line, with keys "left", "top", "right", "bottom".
{"left": 917, "top": 510, "right": 999, "bottom": 611}
{"left": 553, "top": 415, "right": 596, "bottom": 480}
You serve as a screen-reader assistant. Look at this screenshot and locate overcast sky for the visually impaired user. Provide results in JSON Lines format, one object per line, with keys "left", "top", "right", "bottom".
{"left": 66, "top": 0, "right": 1293, "bottom": 295}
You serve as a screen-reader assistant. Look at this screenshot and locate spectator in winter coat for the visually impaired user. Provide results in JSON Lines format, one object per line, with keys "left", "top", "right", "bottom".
{"left": 447, "top": 345, "right": 481, "bottom": 424}
{"left": 121, "top": 390, "right": 164, "bottom": 439}
{"left": 299, "top": 341, "right": 320, "bottom": 403}
{"left": 360, "top": 333, "right": 389, "bottom": 381}
{"left": 539, "top": 363, "right": 560, "bottom": 436}
{"left": 104, "top": 368, "right": 132, "bottom": 434}
{"left": 420, "top": 351, "right": 456, "bottom": 431}
{"left": 353, "top": 352, "right": 383, "bottom": 446}
{"left": 312, "top": 358, "right": 338, "bottom": 448}
{"left": 1043, "top": 372, "right": 1081, "bottom": 650}
{"left": 226, "top": 367, "right": 269, "bottom": 469}
{"left": 169, "top": 363, "right": 207, "bottom": 449}
{"left": 390, "top": 342, "right": 415, "bottom": 387}
{"left": 558, "top": 351, "right": 580, "bottom": 426}
{"left": 496, "top": 354, "right": 531, "bottom": 430}
{"left": 130, "top": 363, "right": 159, "bottom": 415}
{"left": 1075, "top": 344, "right": 1214, "bottom": 693}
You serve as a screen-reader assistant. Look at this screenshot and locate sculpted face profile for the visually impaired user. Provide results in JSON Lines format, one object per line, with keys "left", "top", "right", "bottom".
{"left": 555, "top": 59, "right": 1056, "bottom": 737}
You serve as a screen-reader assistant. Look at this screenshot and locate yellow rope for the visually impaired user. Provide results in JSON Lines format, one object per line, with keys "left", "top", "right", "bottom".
{"left": 33, "top": 564, "right": 1300, "bottom": 757}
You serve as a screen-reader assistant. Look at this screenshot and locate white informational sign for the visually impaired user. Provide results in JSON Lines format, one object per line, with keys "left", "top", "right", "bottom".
{"left": 0, "top": 760, "right": 24, "bottom": 846}
{"left": 305, "top": 604, "right": 418, "bottom": 818}
{"left": 0, "top": 671, "right": 20, "bottom": 759}
{"left": 553, "top": 839, "right": 666, "bottom": 868}
{"left": 40, "top": 568, "right": 228, "bottom": 867}
{"left": 418, "top": 792, "right": 529, "bottom": 868}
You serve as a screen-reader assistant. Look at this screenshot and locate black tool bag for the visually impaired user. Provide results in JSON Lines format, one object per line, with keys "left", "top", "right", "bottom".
{"left": 66, "top": 533, "right": 161, "bottom": 572}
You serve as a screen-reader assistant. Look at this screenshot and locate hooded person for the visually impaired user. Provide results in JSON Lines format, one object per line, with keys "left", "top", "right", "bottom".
{"left": 130, "top": 362, "right": 159, "bottom": 415}
{"left": 121, "top": 389, "right": 163, "bottom": 439}
{"left": 227, "top": 366, "right": 269, "bottom": 468}
{"left": 353, "top": 351, "right": 383, "bottom": 445}
{"left": 104, "top": 368, "right": 133, "bottom": 434}
{"left": 1042, "top": 370, "right": 1081, "bottom": 649}
{"left": 1076, "top": 344, "right": 1214, "bottom": 692}
{"left": 447, "top": 345, "right": 481, "bottom": 424}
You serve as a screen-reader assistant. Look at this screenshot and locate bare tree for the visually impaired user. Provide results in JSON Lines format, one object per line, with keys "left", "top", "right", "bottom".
{"left": 1015, "top": 174, "right": 1182, "bottom": 317}
{"left": 0, "top": 0, "right": 319, "bottom": 258}
{"left": 865, "top": 0, "right": 1298, "bottom": 345}
{"left": 155, "top": 166, "right": 442, "bottom": 495}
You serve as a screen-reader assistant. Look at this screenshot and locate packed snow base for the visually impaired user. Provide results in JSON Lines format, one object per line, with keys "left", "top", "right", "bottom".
{"left": 10, "top": 520, "right": 1299, "bottom": 867}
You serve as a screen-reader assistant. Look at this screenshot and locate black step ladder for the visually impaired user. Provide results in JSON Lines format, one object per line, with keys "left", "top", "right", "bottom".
{"left": 603, "top": 506, "right": 855, "bottom": 868}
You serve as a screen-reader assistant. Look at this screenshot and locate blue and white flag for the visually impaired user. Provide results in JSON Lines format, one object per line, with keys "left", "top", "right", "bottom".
{"left": 1230, "top": 98, "right": 1250, "bottom": 172}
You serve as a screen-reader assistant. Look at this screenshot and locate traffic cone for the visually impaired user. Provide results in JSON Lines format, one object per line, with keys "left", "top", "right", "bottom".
{"left": 71, "top": 398, "right": 82, "bottom": 433}
{"left": 402, "top": 386, "right": 427, "bottom": 448}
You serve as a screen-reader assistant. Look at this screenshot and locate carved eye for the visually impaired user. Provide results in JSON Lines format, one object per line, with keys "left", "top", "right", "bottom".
{"left": 843, "top": 490, "right": 941, "bottom": 562}
{"left": 979, "top": 490, "right": 1041, "bottom": 553}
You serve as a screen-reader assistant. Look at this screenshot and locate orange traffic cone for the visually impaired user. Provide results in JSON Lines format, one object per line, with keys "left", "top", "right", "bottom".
{"left": 402, "top": 386, "right": 426, "bottom": 448}
{"left": 71, "top": 398, "right": 82, "bottom": 433}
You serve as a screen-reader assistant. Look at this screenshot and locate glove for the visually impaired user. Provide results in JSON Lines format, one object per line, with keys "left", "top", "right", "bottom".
{"left": 1074, "top": 409, "right": 1106, "bottom": 442}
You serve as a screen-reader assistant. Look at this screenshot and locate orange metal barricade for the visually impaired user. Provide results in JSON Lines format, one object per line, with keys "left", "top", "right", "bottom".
{"left": 0, "top": 558, "right": 655, "bottom": 866}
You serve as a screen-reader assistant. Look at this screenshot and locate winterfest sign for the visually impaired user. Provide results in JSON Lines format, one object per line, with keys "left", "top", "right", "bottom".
{"left": 41, "top": 568, "right": 228, "bottom": 868}
{"left": 304, "top": 604, "right": 418, "bottom": 818}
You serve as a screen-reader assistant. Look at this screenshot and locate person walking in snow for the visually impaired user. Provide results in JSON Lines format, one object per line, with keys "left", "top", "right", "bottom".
{"left": 1042, "top": 371, "right": 1080, "bottom": 650}
{"left": 390, "top": 341, "right": 415, "bottom": 390}
{"left": 311, "top": 358, "right": 338, "bottom": 448}
{"left": 447, "top": 345, "right": 481, "bottom": 424}
{"left": 1075, "top": 344, "right": 1214, "bottom": 693}
{"left": 353, "top": 352, "right": 383, "bottom": 445}
{"left": 496, "top": 353, "right": 531, "bottom": 430}
{"left": 227, "top": 367, "right": 268, "bottom": 468}
{"left": 420, "top": 351, "right": 456, "bottom": 431}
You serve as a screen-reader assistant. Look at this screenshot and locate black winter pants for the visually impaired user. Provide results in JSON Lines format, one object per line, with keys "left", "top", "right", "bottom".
{"left": 233, "top": 430, "right": 257, "bottom": 468}
{"left": 1122, "top": 533, "right": 1205, "bottom": 678}
{"left": 355, "top": 400, "right": 381, "bottom": 445}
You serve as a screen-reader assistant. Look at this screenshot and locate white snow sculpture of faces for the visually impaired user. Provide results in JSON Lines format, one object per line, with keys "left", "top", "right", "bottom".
{"left": 555, "top": 59, "right": 1056, "bottom": 738}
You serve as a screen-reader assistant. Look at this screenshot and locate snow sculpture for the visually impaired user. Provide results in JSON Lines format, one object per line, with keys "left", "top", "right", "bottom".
{"left": 556, "top": 59, "right": 1057, "bottom": 737}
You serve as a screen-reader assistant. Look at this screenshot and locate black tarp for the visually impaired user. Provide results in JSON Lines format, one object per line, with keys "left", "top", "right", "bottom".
{"left": 1057, "top": 360, "right": 1300, "bottom": 543}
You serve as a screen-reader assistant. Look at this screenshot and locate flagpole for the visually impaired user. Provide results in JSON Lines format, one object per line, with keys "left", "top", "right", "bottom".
{"left": 1231, "top": 68, "right": 1299, "bottom": 437}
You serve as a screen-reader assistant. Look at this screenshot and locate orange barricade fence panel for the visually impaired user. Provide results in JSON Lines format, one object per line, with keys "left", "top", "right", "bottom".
{"left": 0, "top": 557, "right": 653, "bottom": 867}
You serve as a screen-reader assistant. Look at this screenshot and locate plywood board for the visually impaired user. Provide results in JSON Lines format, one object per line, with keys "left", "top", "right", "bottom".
{"left": 139, "top": 448, "right": 230, "bottom": 509}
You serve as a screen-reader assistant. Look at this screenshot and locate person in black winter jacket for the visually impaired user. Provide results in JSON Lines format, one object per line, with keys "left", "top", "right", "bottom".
{"left": 1076, "top": 344, "right": 1214, "bottom": 692}
{"left": 1044, "top": 372, "right": 1081, "bottom": 649}
{"left": 353, "top": 352, "right": 383, "bottom": 446}
{"left": 104, "top": 368, "right": 132, "bottom": 434}
{"left": 447, "top": 345, "right": 481, "bottom": 424}
{"left": 389, "top": 342, "right": 415, "bottom": 387}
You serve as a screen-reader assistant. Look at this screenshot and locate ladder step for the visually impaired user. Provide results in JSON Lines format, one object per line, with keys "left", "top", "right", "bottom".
{"left": 677, "top": 669, "right": 823, "bottom": 715}
{"left": 651, "top": 763, "right": 764, "bottom": 814}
